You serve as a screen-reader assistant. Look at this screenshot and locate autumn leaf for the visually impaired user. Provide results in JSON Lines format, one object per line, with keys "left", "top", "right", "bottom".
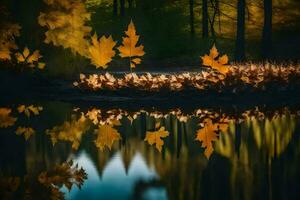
{"left": 94, "top": 124, "right": 121, "bottom": 151}
{"left": 38, "top": 160, "right": 87, "bottom": 193}
{"left": 144, "top": 127, "right": 169, "bottom": 152}
{"left": 88, "top": 33, "right": 116, "bottom": 69}
{"left": 46, "top": 115, "right": 90, "bottom": 150}
{"left": 195, "top": 118, "right": 218, "bottom": 159}
{"left": 17, "top": 105, "right": 43, "bottom": 117}
{"left": 0, "top": 23, "right": 20, "bottom": 61}
{"left": 0, "top": 108, "right": 17, "bottom": 128}
{"left": 201, "top": 44, "right": 229, "bottom": 75}
{"left": 38, "top": 0, "right": 92, "bottom": 57}
{"left": 15, "top": 126, "right": 35, "bottom": 140}
{"left": 118, "top": 20, "right": 145, "bottom": 68}
{"left": 14, "top": 47, "right": 45, "bottom": 69}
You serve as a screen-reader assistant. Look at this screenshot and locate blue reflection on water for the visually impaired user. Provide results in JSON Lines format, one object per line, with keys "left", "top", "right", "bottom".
{"left": 62, "top": 151, "right": 168, "bottom": 200}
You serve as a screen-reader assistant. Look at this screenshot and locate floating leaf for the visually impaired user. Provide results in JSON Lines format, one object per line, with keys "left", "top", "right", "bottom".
{"left": 94, "top": 124, "right": 121, "bottom": 151}
{"left": 195, "top": 118, "right": 218, "bottom": 158}
{"left": 144, "top": 127, "right": 169, "bottom": 152}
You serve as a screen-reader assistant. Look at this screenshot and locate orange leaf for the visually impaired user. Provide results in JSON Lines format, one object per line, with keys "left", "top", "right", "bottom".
{"left": 144, "top": 127, "right": 169, "bottom": 152}
{"left": 195, "top": 118, "right": 218, "bottom": 158}
{"left": 94, "top": 125, "right": 121, "bottom": 151}
{"left": 88, "top": 34, "right": 116, "bottom": 69}
{"left": 201, "top": 44, "right": 229, "bottom": 75}
{"left": 118, "top": 20, "right": 145, "bottom": 68}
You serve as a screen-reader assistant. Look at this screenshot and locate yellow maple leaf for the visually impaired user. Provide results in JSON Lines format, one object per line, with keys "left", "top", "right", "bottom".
{"left": 38, "top": 0, "right": 92, "bottom": 57}
{"left": 15, "top": 126, "right": 35, "bottom": 140}
{"left": 94, "top": 124, "right": 121, "bottom": 151}
{"left": 14, "top": 47, "right": 44, "bottom": 69}
{"left": 46, "top": 115, "right": 90, "bottom": 150}
{"left": 201, "top": 44, "right": 229, "bottom": 75}
{"left": 17, "top": 105, "right": 43, "bottom": 117}
{"left": 118, "top": 20, "right": 145, "bottom": 68}
{"left": 88, "top": 33, "right": 116, "bottom": 69}
{"left": 144, "top": 127, "right": 169, "bottom": 152}
{"left": 195, "top": 118, "right": 218, "bottom": 159}
{"left": 0, "top": 108, "right": 17, "bottom": 128}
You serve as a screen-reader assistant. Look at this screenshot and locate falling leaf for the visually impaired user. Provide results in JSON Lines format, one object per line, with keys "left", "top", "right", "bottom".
{"left": 38, "top": 0, "right": 92, "bottom": 57}
{"left": 201, "top": 44, "right": 229, "bottom": 75}
{"left": 15, "top": 127, "right": 35, "bottom": 140}
{"left": 88, "top": 33, "right": 116, "bottom": 69}
{"left": 94, "top": 124, "right": 121, "bottom": 151}
{"left": 0, "top": 108, "right": 17, "bottom": 128}
{"left": 195, "top": 118, "right": 218, "bottom": 158}
{"left": 144, "top": 127, "right": 169, "bottom": 152}
{"left": 118, "top": 20, "right": 145, "bottom": 68}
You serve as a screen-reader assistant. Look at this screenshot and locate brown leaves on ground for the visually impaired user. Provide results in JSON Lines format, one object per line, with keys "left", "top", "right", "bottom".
{"left": 0, "top": 108, "right": 17, "bottom": 128}
{"left": 144, "top": 126, "right": 169, "bottom": 152}
{"left": 201, "top": 44, "right": 229, "bottom": 75}
{"left": 94, "top": 124, "right": 121, "bottom": 151}
{"left": 15, "top": 127, "right": 35, "bottom": 140}
{"left": 88, "top": 33, "right": 116, "bottom": 69}
{"left": 17, "top": 105, "right": 43, "bottom": 117}
{"left": 118, "top": 20, "right": 145, "bottom": 68}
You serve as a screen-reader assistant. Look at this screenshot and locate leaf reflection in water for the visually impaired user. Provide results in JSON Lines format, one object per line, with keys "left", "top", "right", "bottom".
{"left": 0, "top": 160, "right": 87, "bottom": 200}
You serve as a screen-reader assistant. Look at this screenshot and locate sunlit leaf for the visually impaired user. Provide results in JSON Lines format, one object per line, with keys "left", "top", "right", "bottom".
{"left": 38, "top": 0, "right": 92, "bottom": 57}
{"left": 118, "top": 20, "right": 145, "bottom": 68}
{"left": 46, "top": 115, "right": 90, "bottom": 149}
{"left": 0, "top": 108, "right": 17, "bottom": 128}
{"left": 15, "top": 126, "right": 35, "bottom": 140}
{"left": 144, "top": 127, "right": 169, "bottom": 152}
{"left": 17, "top": 105, "right": 43, "bottom": 117}
{"left": 94, "top": 125, "right": 121, "bottom": 151}
{"left": 201, "top": 44, "right": 230, "bottom": 75}
{"left": 195, "top": 118, "right": 218, "bottom": 158}
{"left": 88, "top": 34, "right": 116, "bottom": 69}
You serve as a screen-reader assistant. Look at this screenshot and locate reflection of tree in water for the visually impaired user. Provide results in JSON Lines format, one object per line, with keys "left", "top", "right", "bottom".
{"left": 214, "top": 110, "right": 297, "bottom": 200}
{"left": 0, "top": 160, "right": 87, "bottom": 200}
{"left": 1, "top": 102, "right": 300, "bottom": 199}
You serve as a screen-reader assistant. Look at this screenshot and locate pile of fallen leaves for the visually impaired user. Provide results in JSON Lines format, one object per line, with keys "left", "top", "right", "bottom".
{"left": 74, "top": 63, "right": 300, "bottom": 92}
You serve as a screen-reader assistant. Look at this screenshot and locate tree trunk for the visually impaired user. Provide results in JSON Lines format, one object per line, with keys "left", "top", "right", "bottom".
{"left": 128, "top": 0, "right": 133, "bottom": 9}
{"left": 235, "top": 0, "right": 246, "bottom": 61}
{"left": 120, "top": 0, "right": 125, "bottom": 17}
{"left": 113, "top": 0, "right": 118, "bottom": 16}
{"left": 262, "top": 0, "right": 272, "bottom": 59}
{"left": 202, "top": 0, "right": 209, "bottom": 38}
{"left": 189, "top": 0, "right": 195, "bottom": 36}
